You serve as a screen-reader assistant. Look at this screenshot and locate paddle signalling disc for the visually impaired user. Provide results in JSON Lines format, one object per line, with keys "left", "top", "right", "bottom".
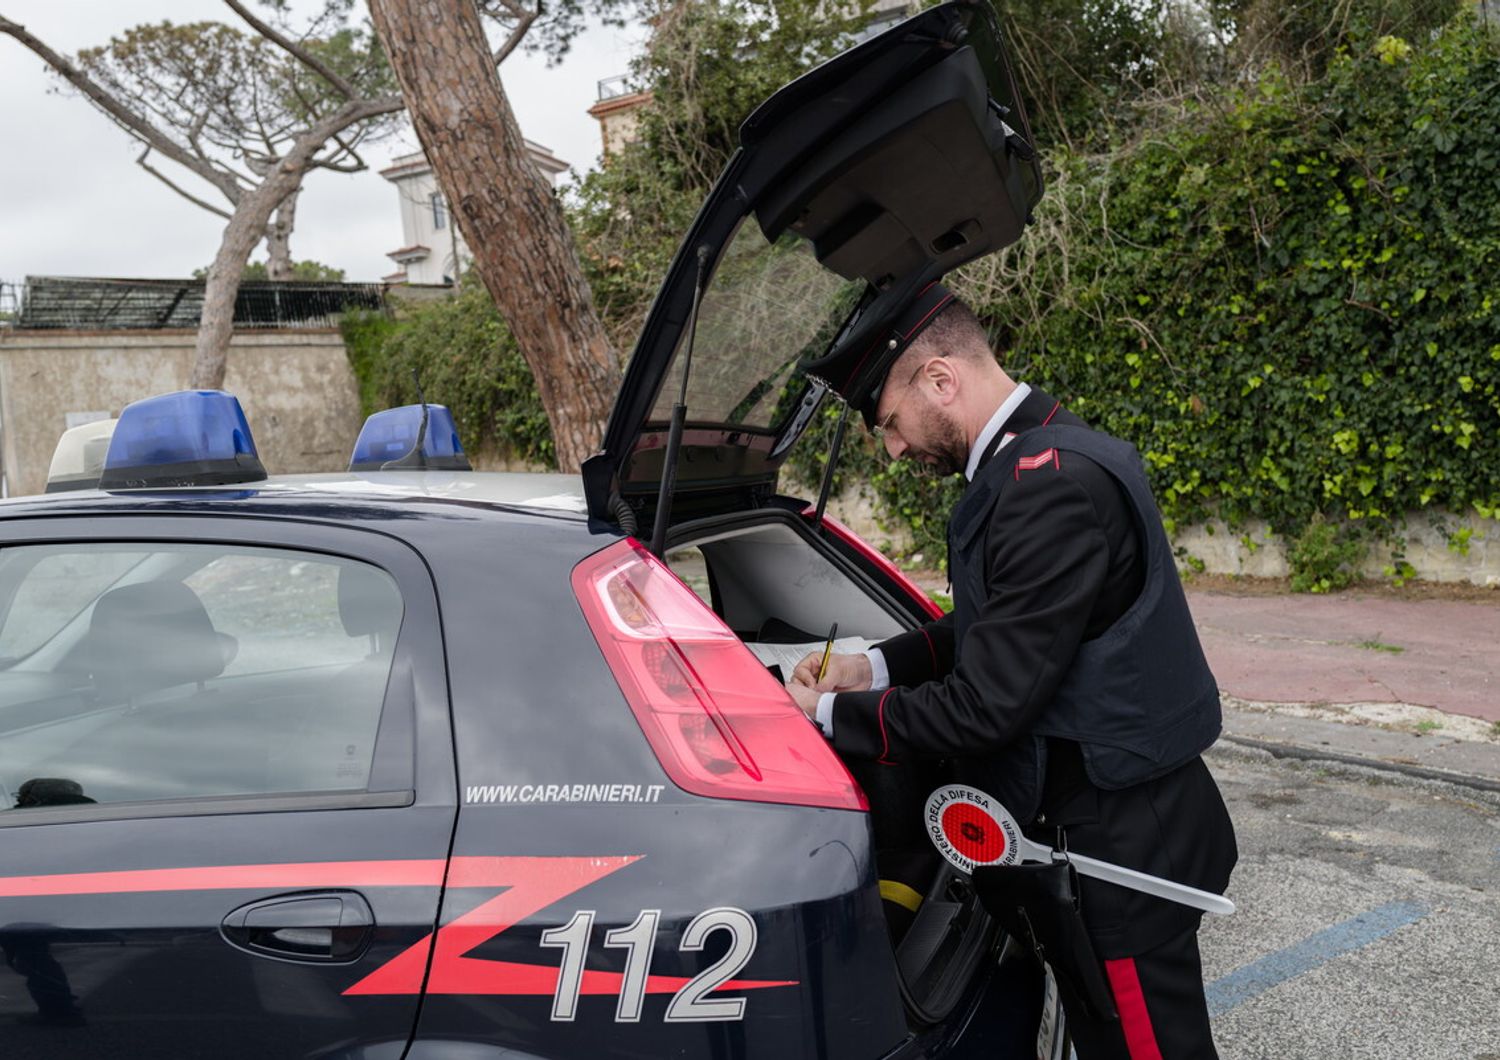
{"left": 925, "top": 784, "right": 1021, "bottom": 874}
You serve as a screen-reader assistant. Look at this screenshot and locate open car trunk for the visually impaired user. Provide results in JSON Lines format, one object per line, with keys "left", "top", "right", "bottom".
{"left": 664, "top": 502, "right": 1015, "bottom": 1027}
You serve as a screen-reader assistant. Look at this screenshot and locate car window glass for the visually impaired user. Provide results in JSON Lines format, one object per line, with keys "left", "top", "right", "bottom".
{"left": 665, "top": 547, "right": 713, "bottom": 608}
{"left": 0, "top": 550, "right": 147, "bottom": 661}
{"left": 0, "top": 542, "right": 404, "bottom": 812}
{"left": 185, "top": 554, "right": 371, "bottom": 676}
{"left": 648, "top": 219, "right": 865, "bottom": 429}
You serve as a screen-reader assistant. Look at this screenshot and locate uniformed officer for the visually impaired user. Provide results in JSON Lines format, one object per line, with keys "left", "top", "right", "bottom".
{"left": 786, "top": 283, "right": 1237, "bottom": 1059}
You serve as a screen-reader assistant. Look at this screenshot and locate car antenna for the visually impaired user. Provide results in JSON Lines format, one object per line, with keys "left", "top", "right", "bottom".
{"left": 648, "top": 244, "right": 711, "bottom": 558}
{"left": 812, "top": 400, "right": 849, "bottom": 530}
{"left": 382, "top": 369, "right": 432, "bottom": 471}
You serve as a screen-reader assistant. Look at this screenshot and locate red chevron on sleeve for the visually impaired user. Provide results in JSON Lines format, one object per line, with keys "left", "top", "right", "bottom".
{"left": 1014, "top": 448, "right": 1060, "bottom": 479}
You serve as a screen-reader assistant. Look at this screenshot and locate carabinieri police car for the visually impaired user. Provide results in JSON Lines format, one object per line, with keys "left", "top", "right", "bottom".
{"left": 0, "top": 3, "right": 1056, "bottom": 1056}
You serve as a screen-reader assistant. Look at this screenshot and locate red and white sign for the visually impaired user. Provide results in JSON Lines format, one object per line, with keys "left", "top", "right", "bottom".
{"left": 925, "top": 784, "right": 1021, "bottom": 874}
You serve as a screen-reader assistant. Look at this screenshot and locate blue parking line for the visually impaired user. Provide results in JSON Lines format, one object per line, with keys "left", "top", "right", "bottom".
{"left": 1206, "top": 900, "right": 1429, "bottom": 1018}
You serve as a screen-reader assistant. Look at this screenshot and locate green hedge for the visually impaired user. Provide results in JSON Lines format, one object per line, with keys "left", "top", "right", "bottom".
{"left": 341, "top": 288, "right": 554, "bottom": 467}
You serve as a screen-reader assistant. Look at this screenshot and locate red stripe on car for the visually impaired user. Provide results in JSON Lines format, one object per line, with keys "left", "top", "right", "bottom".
{"left": 0, "top": 859, "right": 449, "bottom": 898}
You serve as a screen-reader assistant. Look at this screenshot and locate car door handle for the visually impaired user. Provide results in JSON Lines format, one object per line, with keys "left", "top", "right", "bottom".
{"left": 221, "top": 891, "right": 375, "bottom": 962}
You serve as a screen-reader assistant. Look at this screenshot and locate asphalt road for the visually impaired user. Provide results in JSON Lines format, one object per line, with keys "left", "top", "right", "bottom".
{"left": 1198, "top": 747, "right": 1500, "bottom": 1059}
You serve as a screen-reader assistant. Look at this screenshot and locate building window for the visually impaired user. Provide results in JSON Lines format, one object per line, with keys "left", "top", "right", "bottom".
{"left": 431, "top": 192, "right": 447, "bottom": 230}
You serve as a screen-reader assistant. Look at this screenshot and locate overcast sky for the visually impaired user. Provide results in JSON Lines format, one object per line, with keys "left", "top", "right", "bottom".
{"left": 0, "top": 2, "right": 641, "bottom": 283}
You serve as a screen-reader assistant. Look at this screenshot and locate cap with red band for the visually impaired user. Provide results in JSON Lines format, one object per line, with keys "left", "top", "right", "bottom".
{"left": 801, "top": 279, "right": 958, "bottom": 430}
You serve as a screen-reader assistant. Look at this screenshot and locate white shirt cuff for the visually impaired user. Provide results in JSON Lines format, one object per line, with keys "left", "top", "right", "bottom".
{"left": 815, "top": 693, "right": 837, "bottom": 739}
{"left": 816, "top": 649, "right": 889, "bottom": 741}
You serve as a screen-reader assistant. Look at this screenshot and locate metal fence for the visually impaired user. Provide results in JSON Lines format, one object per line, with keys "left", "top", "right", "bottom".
{"left": 596, "top": 74, "right": 633, "bottom": 101}
{"left": 0, "top": 276, "right": 388, "bottom": 331}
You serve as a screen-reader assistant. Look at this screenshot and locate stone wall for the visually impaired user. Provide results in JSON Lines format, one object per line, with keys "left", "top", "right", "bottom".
{"left": 819, "top": 488, "right": 1500, "bottom": 586}
{"left": 0, "top": 329, "right": 362, "bottom": 496}
{"left": 1171, "top": 513, "right": 1500, "bottom": 586}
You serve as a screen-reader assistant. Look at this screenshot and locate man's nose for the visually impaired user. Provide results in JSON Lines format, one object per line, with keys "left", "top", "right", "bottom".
{"left": 883, "top": 434, "right": 907, "bottom": 460}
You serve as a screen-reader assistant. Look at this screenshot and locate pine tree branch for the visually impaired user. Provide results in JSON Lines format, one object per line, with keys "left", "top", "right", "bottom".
{"left": 0, "top": 12, "right": 243, "bottom": 203}
{"left": 491, "top": 0, "right": 540, "bottom": 65}
{"left": 136, "top": 146, "right": 235, "bottom": 218}
{"left": 222, "top": 0, "right": 358, "bottom": 99}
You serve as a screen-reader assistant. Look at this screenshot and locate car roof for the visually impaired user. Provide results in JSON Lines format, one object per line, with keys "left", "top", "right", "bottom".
{"left": 0, "top": 471, "right": 591, "bottom": 525}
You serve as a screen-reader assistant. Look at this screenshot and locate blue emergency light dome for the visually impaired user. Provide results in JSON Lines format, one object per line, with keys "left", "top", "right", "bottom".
{"left": 98, "top": 390, "right": 266, "bottom": 490}
{"left": 349, "top": 404, "right": 471, "bottom": 472}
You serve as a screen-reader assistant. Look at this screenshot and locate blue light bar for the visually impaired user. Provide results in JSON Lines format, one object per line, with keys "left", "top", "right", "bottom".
{"left": 98, "top": 390, "right": 266, "bottom": 490}
{"left": 349, "top": 404, "right": 471, "bottom": 472}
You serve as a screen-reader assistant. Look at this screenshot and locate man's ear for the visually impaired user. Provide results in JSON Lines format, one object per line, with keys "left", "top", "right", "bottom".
{"left": 924, "top": 356, "right": 961, "bottom": 406}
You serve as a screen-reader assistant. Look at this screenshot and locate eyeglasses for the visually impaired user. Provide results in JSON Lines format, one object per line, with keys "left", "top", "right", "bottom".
{"left": 871, "top": 361, "right": 927, "bottom": 439}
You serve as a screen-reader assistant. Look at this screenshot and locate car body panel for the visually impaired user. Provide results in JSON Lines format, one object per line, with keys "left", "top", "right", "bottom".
{"left": 0, "top": 475, "right": 1052, "bottom": 1056}
{"left": 0, "top": 512, "right": 457, "bottom": 1057}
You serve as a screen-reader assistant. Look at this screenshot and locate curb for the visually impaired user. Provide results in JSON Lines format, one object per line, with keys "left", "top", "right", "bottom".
{"left": 1209, "top": 733, "right": 1500, "bottom": 797}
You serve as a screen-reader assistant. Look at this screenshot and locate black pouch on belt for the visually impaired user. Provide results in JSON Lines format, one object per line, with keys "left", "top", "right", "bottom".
{"left": 971, "top": 861, "right": 1118, "bottom": 1022}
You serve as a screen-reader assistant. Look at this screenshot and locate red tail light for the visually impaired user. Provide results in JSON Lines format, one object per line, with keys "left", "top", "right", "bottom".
{"left": 806, "top": 508, "right": 945, "bottom": 620}
{"left": 572, "top": 538, "right": 867, "bottom": 812}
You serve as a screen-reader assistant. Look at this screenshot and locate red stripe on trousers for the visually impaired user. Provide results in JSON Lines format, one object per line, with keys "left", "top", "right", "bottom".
{"left": 1104, "top": 958, "right": 1164, "bottom": 1060}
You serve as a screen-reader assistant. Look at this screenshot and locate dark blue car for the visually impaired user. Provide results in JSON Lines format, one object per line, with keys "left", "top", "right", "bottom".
{"left": 0, "top": 4, "right": 1058, "bottom": 1055}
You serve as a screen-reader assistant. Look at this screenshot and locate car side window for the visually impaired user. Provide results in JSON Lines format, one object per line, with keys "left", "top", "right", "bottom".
{"left": 185, "top": 553, "right": 374, "bottom": 676}
{"left": 0, "top": 550, "right": 148, "bottom": 662}
{"left": 0, "top": 543, "right": 404, "bottom": 812}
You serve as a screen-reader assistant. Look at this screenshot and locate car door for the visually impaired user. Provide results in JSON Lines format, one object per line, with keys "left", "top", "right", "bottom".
{"left": 0, "top": 515, "right": 456, "bottom": 1059}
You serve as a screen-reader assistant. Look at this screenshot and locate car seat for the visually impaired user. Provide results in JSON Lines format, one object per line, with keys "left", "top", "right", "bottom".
{"left": 254, "top": 564, "right": 403, "bottom": 793}
{"left": 87, "top": 580, "right": 235, "bottom": 702}
{"left": 338, "top": 563, "right": 403, "bottom": 657}
{"left": 44, "top": 580, "right": 256, "bottom": 802}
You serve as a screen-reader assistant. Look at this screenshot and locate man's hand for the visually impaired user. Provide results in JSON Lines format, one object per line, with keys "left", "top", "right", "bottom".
{"left": 784, "top": 678, "right": 821, "bottom": 720}
{"left": 790, "top": 651, "right": 872, "bottom": 694}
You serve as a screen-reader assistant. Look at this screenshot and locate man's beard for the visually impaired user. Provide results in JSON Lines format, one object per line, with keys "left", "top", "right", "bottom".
{"left": 910, "top": 403, "right": 968, "bottom": 477}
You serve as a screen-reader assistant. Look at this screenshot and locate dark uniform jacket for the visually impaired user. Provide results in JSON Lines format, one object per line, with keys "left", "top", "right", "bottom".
{"left": 830, "top": 387, "right": 1237, "bottom": 956}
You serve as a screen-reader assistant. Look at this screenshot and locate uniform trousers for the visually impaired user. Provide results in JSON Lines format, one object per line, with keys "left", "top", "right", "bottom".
{"left": 1057, "top": 925, "right": 1217, "bottom": 1060}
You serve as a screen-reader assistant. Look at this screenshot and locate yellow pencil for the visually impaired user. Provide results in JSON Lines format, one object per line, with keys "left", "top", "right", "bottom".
{"left": 816, "top": 622, "right": 839, "bottom": 684}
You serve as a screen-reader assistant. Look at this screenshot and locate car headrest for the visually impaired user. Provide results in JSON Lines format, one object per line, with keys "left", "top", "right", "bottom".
{"left": 87, "top": 581, "right": 230, "bottom": 700}
{"left": 15, "top": 777, "right": 96, "bottom": 808}
{"left": 337, "top": 564, "right": 402, "bottom": 642}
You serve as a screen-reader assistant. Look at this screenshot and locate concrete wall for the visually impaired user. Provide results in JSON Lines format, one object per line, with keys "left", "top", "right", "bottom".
{"left": 1172, "top": 513, "right": 1500, "bottom": 586}
{"left": 0, "top": 328, "right": 362, "bottom": 496}
{"left": 819, "top": 488, "right": 1500, "bottom": 586}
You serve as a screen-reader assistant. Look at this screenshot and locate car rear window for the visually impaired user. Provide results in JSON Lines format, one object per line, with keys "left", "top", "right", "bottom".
{"left": 648, "top": 218, "right": 865, "bottom": 430}
{"left": 0, "top": 543, "right": 403, "bottom": 811}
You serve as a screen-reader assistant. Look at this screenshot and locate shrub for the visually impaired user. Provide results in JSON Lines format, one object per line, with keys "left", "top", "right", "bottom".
{"left": 1287, "top": 514, "right": 1366, "bottom": 592}
{"left": 341, "top": 288, "right": 554, "bottom": 467}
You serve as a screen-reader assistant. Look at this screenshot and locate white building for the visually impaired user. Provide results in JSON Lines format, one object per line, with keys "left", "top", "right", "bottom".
{"left": 380, "top": 143, "right": 569, "bottom": 286}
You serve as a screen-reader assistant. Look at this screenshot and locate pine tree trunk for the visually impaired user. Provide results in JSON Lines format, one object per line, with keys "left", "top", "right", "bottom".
{"left": 265, "top": 186, "right": 302, "bottom": 281}
{"left": 368, "top": 0, "right": 622, "bottom": 473}
{"left": 188, "top": 96, "right": 400, "bottom": 389}
{"left": 190, "top": 165, "right": 305, "bottom": 389}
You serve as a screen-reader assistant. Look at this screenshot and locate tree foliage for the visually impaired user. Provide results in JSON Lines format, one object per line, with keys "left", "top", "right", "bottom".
{"left": 68, "top": 15, "right": 396, "bottom": 252}
{"left": 194, "top": 259, "right": 346, "bottom": 281}
{"left": 0, "top": 2, "right": 403, "bottom": 388}
{"left": 570, "top": 0, "right": 876, "bottom": 348}
{"left": 349, "top": 1, "right": 1499, "bottom": 586}
{"left": 342, "top": 289, "right": 554, "bottom": 467}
